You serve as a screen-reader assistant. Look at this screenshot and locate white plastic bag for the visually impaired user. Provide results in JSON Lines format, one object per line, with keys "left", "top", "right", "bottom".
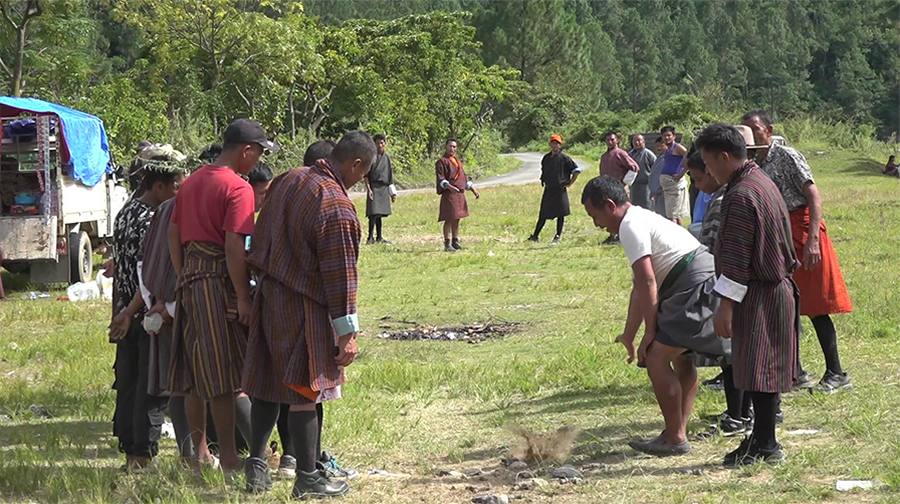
{"left": 67, "top": 281, "right": 101, "bottom": 302}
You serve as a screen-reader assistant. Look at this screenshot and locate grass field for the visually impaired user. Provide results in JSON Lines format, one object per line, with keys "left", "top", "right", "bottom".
{"left": 1, "top": 149, "right": 898, "bottom": 504}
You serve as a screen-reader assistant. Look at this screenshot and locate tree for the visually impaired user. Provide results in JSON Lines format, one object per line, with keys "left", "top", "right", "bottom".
{"left": 0, "top": 0, "right": 42, "bottom": 96}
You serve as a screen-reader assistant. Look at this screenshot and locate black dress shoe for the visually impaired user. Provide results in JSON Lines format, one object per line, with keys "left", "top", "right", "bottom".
{"left": 291, "top": 469, "right": 350, "bottom": 499}
{"left": 451, "top": 238, "right": 463, "bottom": 250}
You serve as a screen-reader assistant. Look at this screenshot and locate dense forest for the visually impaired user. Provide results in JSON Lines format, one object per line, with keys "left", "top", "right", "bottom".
{"left": 1, "top": 0, "right": 897, "bottom": 178}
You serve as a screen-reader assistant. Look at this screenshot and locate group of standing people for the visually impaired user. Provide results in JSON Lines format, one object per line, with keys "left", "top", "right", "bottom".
{"left": 578, "top": 110, "right": 853, "bottom": 465}
{"left": 109, "top": 119, "right": 374, "bottom": 499}
{"left": 99, "top": 104, "right": 853, "bottom": 496}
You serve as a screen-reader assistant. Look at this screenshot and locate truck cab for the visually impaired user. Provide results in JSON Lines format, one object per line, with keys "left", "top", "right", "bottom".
{"left": 0, "top": 98, "right": 128, "bottom": 285}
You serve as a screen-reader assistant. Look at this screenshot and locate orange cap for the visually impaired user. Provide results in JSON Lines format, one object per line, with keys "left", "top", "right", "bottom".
{"left": 550, "top": 134, "right": 563, "bottom": 144}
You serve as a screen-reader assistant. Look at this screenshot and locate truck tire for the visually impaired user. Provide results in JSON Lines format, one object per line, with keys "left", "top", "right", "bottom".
{"left": 69, "top": 231, "right": 93, "bottom": 284}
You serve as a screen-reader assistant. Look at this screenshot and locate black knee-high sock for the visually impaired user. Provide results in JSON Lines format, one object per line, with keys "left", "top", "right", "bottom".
{"left": 750, "top": 392, "right": 779, "bottom": 450}
{"left": 277, "top": 403, "right": 295, "bottom": 458}
{"left": 168, "top": 396, "right": 194, "bottom": 458}
{"left": 367, "top": 218, "right": 375, "bottom": 240}
{"left": 555, "top": 216, "right": 565, "bottom": 237}
{"left": 811, "top": 314, "right": 842, "bottom": 374}
{"left": 375, "top": 217, "right": 383, "bottom": 239}
{"left": 235, "top": 395, "right": 253, "bottom": 454}
{"left": 533, "top": 218, "right": 546, "bottom": 238}
{"left": 289, "top": 410, "right": 319, "bottom": 474}
{"left": 249, "top": 399, "right": 280, "bottom": 460}
{"left": 316, "top": 403, "right": 324, "bottom": 457}
{"left": 722, "top": 366, "right": 746, "bottom": 419}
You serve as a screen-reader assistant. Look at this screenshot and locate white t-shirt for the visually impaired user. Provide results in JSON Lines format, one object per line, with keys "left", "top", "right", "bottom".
{"left": 619, "top": 205, "right": 701, "bottom": 285}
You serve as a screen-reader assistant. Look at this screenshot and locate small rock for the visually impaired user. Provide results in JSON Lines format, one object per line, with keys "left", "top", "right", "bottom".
{"left": 513, "top": 480, "right": 534, "bottom": 491}
{"left": 532, "top": 478, "right": 549, "bottom": 489}
{"left": 466, "top": 485, "right": 491, "bottom": 493}
{"left": 464, "top": 468, "right": 483, "bottom": 477}
{"left": 472, "top": 494, "right": 509, "bottom": 504}
{"left": 517, "top": 471, "right": 535, "bottom": 479}
{"left": 551, "top": 465, "right": 582, "bottom": 480}
{"left": 509, "top": 495, "right": 525, "bottom": 501}
{"left": 438, "top": 469, "right": 466, "bottom": 478}
{"left": 8, "top": 342, "right": 20, "bottom": 351}
{"left": 680, "top": 468, "right": 703, "bottom": 476}
{"left": 581, "top": 463, "right": 604, "bottom": 471}
{"left": 507, "top": 461, "right": 528, "bottom": 472}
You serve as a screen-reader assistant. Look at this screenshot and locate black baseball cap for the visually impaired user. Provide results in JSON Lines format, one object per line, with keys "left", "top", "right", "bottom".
{"left": 223, "top": 118, "right": 279, "bottom": 152}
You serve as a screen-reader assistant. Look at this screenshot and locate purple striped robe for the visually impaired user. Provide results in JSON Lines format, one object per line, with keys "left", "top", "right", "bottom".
{"left": 713, "top": 161, "right": 800, "bottom": 393}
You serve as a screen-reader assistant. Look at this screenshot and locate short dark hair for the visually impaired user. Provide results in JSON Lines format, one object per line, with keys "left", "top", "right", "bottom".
{"left": 248, "top": 162, "right": 273, "bottom": 185}
{"left": 660, "top": 125, "right": 676, "bottom": 135}
{"left": 604, "top": 131, "right": 618, "bottom": 141}
{"left": 742, "top": 109, "right": 771, "bottom": 127}
{"left": 446, "top": 138, "right": 457, "bottom": 145}
{"left": 332, "top": 130, "right": 377, "bottom": 168}
{"left": 655, "top": 136, "right": 665, "bottom": 144}
{"left": 694, "top": 123, "right": 747, "bottom": 160}
{"left": 686, "top": 151, "right": 706, "bottom": 172}
{"left": 141, "top": 160, "right": 182, "bottom": 191}
{"left": 373, "top": 133, "right": 387, "bottom": 142}
{"left": 303, "top": 140, "right": 335, "bottom": 166}
{"left": 581, "top": 176, "right": 629, "bottom": 208}
{"left": 199, "top": 144, "right": 222, "bottom": 163}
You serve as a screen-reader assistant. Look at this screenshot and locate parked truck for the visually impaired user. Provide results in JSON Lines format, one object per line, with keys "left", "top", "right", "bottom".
{"left": 0, "top": 97, "right": 128, "bottom": 284}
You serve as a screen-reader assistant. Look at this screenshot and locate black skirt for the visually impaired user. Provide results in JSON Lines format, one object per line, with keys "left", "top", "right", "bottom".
{"left": 539, "top": 186, "right": 570, "bottom": 220}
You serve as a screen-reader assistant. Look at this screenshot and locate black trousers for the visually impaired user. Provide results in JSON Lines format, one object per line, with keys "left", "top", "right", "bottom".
{"left": 112, "top": 319, "right": 167, "bottom": 457}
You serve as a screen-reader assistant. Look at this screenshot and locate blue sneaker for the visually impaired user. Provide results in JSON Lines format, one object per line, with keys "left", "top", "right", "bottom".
{"left": 319, "top": 451, "right": 358, "bottom": 480}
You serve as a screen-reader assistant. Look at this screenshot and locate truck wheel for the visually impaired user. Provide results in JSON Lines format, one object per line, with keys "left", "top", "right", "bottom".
{"left": 69, "top": 231, "right": 93, "bottom": 284}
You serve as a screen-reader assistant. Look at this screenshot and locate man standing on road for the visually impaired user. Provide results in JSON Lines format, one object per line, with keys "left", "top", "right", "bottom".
{"left": 436, "top": 139, "right": 480, "bottom": 252}
{"left": 527, "top": 134, "right": 582, "bottom": 245}
{"left": 364, "top": 134, "right": 397, "bottom": 245}
{"left": 598, "top": 131, "right": 640, "bottom": 244}
{"left": 629, "top": 134, "right": 657, "bottom": 209}
{"left": 742, "top": 110, "right": 853, "bottom": 393}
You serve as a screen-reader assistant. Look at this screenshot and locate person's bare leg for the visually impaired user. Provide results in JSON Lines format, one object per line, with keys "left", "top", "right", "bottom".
{"left": 184, "top": 394, "right": 211, "bottom": 473}
{"left": 673, "top": 355, "right": 698, "bottom": 434}
{"left": 208, "top": 392, "right": 241, "bottom": 471}
{"left": 450, "top": 220, "right": 460, "bottom": 240}
{"left": 442, "top": 221, "right": 452, "bottom": 240}
{"left": 645, "top": 342, "right": 688, "bottom": 444}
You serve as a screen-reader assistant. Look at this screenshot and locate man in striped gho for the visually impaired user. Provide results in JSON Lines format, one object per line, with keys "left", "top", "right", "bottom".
{"left": 697, "top": 123, "right": 799, "bottom": 467}
{"left": 241, "top": 131, "right": 375, "bottom": 499}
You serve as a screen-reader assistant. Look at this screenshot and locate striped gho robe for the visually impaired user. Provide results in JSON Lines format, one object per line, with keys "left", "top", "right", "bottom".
{"left": 713, "top": 160, "right": 801, "bottom": 393}
{"left": 242, "top": 159, "right": 360, "bottom": 405}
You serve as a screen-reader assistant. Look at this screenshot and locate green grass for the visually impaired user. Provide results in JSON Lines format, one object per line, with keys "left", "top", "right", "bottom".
{"left": 1, "top": 149, "right": 899, "bottom": 503}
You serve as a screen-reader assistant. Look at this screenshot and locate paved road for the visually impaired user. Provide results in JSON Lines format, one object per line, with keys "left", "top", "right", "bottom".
{"left": 350, "top": 152, "right": 591, "bottom": 197}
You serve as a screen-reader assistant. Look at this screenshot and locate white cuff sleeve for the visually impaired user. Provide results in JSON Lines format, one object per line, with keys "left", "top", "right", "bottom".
{"left": 389, "top": 184, "right": 397, "bottom": 196}
{"left": 572, "top": 166, "right": 583, "bottom": 174}
{"left": 714, "top": 275, "right": 748, "bottom": 303}
{"left": 136, "top": 261, "right": 153, "bottom": 309}
{"left": 465, "top": 180, "right": 474, "bottom": 190}
{"left": 331, "top": 313, "right": 360, "bottom": 336}
{"left": 165, "top": 302, "right": 176, "bottom": 318}
{"left": 439, "top": 179, "right": 450, "bottom": 188}
{"left": 623, "top": 170, "right": 638, "bottom": 186}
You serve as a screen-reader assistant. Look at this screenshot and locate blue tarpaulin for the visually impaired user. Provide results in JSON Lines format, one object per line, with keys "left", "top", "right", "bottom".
{"left": 0, "top": 97, "right": 112, "bottom": 187}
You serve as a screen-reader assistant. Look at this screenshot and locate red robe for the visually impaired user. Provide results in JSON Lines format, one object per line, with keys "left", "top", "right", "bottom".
{"left": 435, "top": 155, "right": 469, "bottom": 222}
